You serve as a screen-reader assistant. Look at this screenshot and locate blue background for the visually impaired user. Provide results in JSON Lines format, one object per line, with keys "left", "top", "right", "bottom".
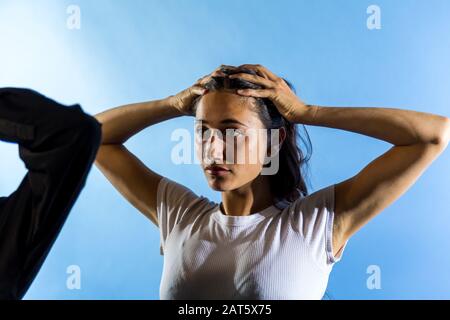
{"left": 0, "top": 0, "right": 449, "bottom": 299}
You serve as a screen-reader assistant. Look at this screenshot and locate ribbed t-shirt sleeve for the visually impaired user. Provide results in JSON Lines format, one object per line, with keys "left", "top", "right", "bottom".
{"left": 156, "top": 176, "right": 206, "bottom": 256}
{"left": 289, "top": 184, "right": 348, "bottom": 268}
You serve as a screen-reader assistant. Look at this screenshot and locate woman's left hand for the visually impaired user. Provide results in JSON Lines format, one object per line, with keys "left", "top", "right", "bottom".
{"left": 229, "top": 64, "right": 309, "bottom": 122}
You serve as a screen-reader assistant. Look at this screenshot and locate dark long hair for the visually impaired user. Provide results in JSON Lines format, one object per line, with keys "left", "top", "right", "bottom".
{"left": 191, "top": 66, "right": 313, "bottom": 202}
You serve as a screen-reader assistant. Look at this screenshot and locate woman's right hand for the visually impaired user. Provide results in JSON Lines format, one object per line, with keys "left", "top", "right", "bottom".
{"left": 167, "top": 65, "right": 234, "bottom": 116}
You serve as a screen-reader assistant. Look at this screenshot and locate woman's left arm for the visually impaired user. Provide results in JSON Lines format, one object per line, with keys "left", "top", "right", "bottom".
{"left": 297, "top": 104, "right": 450, "bottom": 257}
{"left": 231, "top": 63, "right": 450, "bottom": 258}
{"left": 298, "top": 104, "right": 450, "bottom": 146}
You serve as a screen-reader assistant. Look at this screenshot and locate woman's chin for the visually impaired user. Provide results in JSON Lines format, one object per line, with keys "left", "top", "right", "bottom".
{"left": 207, "top": 178, "right": 231, "bottom": 191}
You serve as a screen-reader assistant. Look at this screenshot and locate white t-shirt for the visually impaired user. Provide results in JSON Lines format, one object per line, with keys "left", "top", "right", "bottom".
{"left": 156, "top": 176, "right": 347, "bottom": 300}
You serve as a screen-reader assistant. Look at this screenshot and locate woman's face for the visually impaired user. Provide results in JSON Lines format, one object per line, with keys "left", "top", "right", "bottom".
{"left": 195, "top": 90, "right": 269, "bottom": 192}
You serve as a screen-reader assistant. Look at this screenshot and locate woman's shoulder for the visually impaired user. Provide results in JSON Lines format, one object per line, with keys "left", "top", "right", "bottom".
{"left": 157, "top": 176, "right": 217, "bottom": 213}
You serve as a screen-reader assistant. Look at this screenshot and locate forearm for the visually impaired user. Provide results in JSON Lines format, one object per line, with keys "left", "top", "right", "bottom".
{"left": 95, "top": 97, "right": 182, "bottom": 144}
{"left": 298, "top": 104, "right": 450, "bottom": 146}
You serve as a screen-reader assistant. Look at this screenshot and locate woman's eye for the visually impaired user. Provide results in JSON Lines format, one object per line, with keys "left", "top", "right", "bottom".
{"left": 195, "top": 127, "right": 208, "bottom": 134}
{"left": 229, "top": 129, "right": 244, "bottom": 137}
{"left": 195, "top": 127, "right": 203, "bottom": 134}
{"left": 196, "top": 127, "right": 212, "bottom": 140}
{"left": 195, "top": 127, "right": 244, "bottom": 141}
{"left": 195, "top": 127, "right": 203, "bottom": 138}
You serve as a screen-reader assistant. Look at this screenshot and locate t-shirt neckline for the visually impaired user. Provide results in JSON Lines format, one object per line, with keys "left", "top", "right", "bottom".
{"left": 211, "top": 199, "right": 290, "bottom": 227}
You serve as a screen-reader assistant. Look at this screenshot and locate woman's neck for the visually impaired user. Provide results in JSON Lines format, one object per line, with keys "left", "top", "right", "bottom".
{"left": 219, "top": 175, "right": 274, "bottom": 216}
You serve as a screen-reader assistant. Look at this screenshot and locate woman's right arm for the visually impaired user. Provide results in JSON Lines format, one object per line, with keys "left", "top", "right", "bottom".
{"left": 94, "top": 97, "right": 184, "bottom": 227}
{"left": 94, "top": 66, "right": 227, "bottom": 226}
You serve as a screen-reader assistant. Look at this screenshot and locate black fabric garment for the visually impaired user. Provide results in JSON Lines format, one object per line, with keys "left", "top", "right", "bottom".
{"left": 0, "top": 88, "right": 101, "bottom": 300}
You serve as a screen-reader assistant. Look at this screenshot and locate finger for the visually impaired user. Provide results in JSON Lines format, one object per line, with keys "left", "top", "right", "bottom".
{"left": 217, "top": 64, "right": 238, "bottom": 75}
{"left": 228, "top": 73, "right": 275, "bottom": 88}
{"left": 191, "top": 85, "right": 208, "bottom": 95}
{"left": 197, "top": 76, "right": 214, "bottom": 86}
{"left": 239, "top": 64, "right": 278, "bottom": 81}
{"left": 238, "top": 64, "right": 266, "bottom": 78}
{"left": 195, "top": 75, "right": 207, "bottom": 84}
{"left": 258, "top": 65, "right": 279, "bottom": 81}
{"left": 195, "top": 69, "right": 227, "bottom": 85}
{"left": 211, "top": 70, "right": 227, "bottom": 77}
{"left": 236, "top": 88, "right": 275, "bottom": 98}
{"left": 218, "top": 64, "right": 238, "bottom": 71}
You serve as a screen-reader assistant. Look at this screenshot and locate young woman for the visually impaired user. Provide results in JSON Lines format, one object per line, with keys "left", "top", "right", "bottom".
{"left": 94, "top": 64, "right": 450, "bottom": 299}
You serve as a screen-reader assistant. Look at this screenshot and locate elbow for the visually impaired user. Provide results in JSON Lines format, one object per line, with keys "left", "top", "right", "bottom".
{"left": 94, "top": 112, "right": 128, "bottom": 145}
{"left": 93, "top": 115, "right": 124, "bottom": 145}
{"left": 431, "top": 117, "right": 450, "bottom": 150}
{"left": 93, "top": 114, "right": 107, "bottom": 145}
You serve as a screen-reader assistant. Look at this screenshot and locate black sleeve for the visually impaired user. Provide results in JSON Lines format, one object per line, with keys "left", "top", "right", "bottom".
{"left": 0, "top": 88, "right": 101, "bottom": 300}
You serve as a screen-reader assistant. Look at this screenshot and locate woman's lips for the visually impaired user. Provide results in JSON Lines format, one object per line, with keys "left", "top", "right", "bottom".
{"left": 206, "top": 168, "right": 231, "bottom": 176}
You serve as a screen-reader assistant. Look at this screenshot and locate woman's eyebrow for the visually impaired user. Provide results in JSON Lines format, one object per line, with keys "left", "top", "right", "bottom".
{"left": 196, "top": 119, "right": 248, "bottom": 127}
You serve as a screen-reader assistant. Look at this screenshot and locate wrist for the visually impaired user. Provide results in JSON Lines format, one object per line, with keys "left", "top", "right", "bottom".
{"left": 164, "top": 95, "right": 185, "bottom": 116}
{"left": 294, "top": 103, "right": 319, "bottom": 125}
{"left": 287, "top": 101, "right": 318, "bottom": 124}
{"left": 164, "top": 95, "right": 176, "bottom": 109}
{"left": 306, "top": 104, "right": 320, "bottom": 123}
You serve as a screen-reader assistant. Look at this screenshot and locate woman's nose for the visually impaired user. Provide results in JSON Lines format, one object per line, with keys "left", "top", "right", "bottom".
{"left": 204, "top": 130, "right": 226, "bottom": 164}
